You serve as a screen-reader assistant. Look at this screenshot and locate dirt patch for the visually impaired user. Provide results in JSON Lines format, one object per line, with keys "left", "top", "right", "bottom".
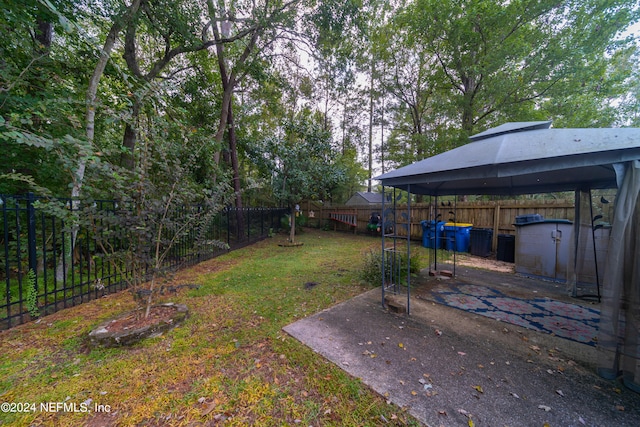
{"left": 449, "top": 252, "right": 515, "bottom": 273}
{"left": 101, "top": 305, "right": 179, "bottom": 333}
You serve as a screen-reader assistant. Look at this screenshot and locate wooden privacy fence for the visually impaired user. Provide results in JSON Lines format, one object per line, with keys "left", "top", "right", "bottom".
{"left": 306, "top": 199, "right": 615, "bottom": 251}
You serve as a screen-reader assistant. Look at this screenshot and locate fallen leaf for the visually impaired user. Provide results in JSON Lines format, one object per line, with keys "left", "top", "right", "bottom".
{"left": 201, "top": 401, "right": 217, "bottom": 416}
{"left": 398, "top": 343, "right": 404, "bottom": 349}
{"left": 473, "top": 385, "right": 484, "bottom": 393}
{"left": 411, "top": 391, "right": 417, "bottom": 396}
{"left": 530, "top": 345, "right": 541, "bottom": 352}
{"left": 468, "top": 418, "right": 475, "bottom": 427}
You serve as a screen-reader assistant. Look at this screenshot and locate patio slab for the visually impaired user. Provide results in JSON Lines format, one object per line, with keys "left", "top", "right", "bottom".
{"left": 284, "top": 270, "right": 640, "bottom": 426}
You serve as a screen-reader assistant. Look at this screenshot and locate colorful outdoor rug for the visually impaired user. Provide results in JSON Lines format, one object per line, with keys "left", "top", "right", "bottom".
{"left": 430, "top": 284, "right": 600, "bottom": 346}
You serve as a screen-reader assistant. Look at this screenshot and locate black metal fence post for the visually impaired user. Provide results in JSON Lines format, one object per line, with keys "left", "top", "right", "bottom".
{"left": 26, "top": 193, "right": 38, "bottom": 277}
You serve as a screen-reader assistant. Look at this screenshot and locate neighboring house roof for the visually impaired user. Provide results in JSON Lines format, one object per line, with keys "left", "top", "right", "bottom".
{"left": 375, "top": 121, "right": 640, "bottom": 196}
{"left": 346, "top": 192, "right": 384, "bottom": 205}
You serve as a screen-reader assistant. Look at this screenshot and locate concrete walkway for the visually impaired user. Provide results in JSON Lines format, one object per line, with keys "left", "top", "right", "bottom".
{"left": 284, "top": 286, "right": 640, "bottom": 426}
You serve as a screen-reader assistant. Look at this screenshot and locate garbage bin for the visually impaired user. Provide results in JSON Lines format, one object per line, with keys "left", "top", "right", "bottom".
{"left": 497, "top": 234, "right": 515, "bottom": 263}
{"left": 443, "top": 222, "right": 473, "bottom": 252}
{"left": 420, "top": 220, "right": 446, "bottom": 249}
{"left": 470, "top": 228, "right": 493, "bottom": 257}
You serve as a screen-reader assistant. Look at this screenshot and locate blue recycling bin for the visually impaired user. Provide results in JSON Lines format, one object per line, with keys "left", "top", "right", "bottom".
{"left": 444, "top": 222, "right": 473, "bottom": 252}
{"left": 420, "top": 220, "right": 446, "bottom": 249}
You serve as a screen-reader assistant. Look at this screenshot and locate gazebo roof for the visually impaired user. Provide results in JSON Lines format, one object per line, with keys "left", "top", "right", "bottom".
{"left": 375, "top": 122, "right": 640, "bottom": 195}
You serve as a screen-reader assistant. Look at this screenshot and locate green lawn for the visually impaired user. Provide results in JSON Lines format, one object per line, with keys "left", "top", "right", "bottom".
{"left": 0, "top": 229, "right": 423, "bottom": 426}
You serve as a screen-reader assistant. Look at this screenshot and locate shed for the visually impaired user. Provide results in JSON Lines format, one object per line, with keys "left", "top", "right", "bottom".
{"left": 375, "top": 121, "right": 640, "bottom": 391}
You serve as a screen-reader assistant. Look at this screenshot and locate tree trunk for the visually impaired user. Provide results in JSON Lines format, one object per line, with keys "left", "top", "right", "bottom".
{"left": 56, "top": 0, "right": 142, "bottom": 282}
{"left": 368, "top": 57, "right": 375, "bottom": 193}
{"left": 289, "top": 205, "right": 296, "bottom": 243}
{"left": 121, "top": 99, "right": 140, "bottom": 169}
{"left": 227, "top": 101, "right": 245, "bottom": 240}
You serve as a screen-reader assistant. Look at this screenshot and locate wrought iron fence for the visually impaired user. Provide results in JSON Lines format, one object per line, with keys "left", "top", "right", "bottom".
{"left": 1, "top": 193, "right": 288, "bottom": 330}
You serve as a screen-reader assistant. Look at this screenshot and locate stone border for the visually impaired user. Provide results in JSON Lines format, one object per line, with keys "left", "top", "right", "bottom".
{"left": 88, "top": 303, "right": 189, "bottom": 348}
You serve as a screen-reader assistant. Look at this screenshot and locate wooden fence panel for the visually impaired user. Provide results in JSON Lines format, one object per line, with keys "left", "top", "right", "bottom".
{"left": 317, "top": 200, "right": 584, "bottom": 250}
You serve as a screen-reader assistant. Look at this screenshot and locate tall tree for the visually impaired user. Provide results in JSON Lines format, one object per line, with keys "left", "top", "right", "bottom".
{"left": 405, "top": 0, "right": 640, "bottom": 138}
{"left": 120, "top": 0, "right": 218, "bottom": 169}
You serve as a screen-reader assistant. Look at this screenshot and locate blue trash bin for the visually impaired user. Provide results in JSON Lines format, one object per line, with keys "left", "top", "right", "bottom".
{"left": 420, "top": 220, "right": 431, "bottom": 248}
{"left": 444, "top": 222, "right": 473, "bottom": 252}
{"left": 420, "top": 220, "right": 446, "bottom": 249}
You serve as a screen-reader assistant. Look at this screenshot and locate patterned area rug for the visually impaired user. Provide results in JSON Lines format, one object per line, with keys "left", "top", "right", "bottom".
{"left": 430, "top": 283, "right": 600, "bottom": 346}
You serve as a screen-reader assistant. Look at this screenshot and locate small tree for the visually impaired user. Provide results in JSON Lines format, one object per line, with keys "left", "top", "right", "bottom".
{"left": 81, "top": 128, "right": 231, "bottom": 318}
{"left": 252, "top": 112, "right": 345, "bottom": 243}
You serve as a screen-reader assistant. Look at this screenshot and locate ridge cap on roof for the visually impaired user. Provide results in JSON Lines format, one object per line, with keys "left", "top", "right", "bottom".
{"left": 470, "top": 121, "right": 552, "bottom": 142}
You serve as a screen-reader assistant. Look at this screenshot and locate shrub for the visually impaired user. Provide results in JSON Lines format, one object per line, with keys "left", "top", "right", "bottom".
{"left": 360, "top": 249, "right": 420, "bottom": 286}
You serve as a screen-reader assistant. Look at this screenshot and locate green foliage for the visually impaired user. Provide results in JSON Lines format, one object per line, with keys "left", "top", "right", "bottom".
{"left": 249, "top": 110, "right": 347, "bottom": 208}
{"left": 379, "top": 0, "right": 640, "bottom": 158}
{"left": 1, "top": 0, "right": 638, "bottom": 231}
{"left": 25, "top": 269, "right": 39, "bottom": 318}
{"left": 359, "top": 248, "right": 421, "bottom": 286}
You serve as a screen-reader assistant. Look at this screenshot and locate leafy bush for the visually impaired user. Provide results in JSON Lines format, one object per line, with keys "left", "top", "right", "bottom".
{"left": 360, "top": 249, "right": 420, "bottom": 286}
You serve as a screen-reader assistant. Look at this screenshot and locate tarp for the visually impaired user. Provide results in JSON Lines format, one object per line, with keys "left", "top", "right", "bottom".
{"left": 376, "top": 122, "right": 640, "bottom": 391}
{"left": 597, "top": 161, "right": 640, "bottom": 392}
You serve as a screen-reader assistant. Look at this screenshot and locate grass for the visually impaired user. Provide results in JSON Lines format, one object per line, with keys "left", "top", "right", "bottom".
{"left": 0, "top": 229, "right": 424, "bottom": 426}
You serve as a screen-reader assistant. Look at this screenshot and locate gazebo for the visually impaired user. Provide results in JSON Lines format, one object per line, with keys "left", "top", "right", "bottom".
{"left": 375, "top": 121, "right": 640, "bottom": 391}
